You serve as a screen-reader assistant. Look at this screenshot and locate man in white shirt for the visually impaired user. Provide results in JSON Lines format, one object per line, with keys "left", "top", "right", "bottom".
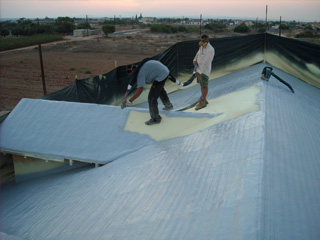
{"left": 193, "top": 34, "right": 215, "bottom": 110}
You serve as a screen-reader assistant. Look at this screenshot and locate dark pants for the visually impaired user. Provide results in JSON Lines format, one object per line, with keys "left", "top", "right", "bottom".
{"left": 148, "top": 77, "right": 171, "bottom": 122}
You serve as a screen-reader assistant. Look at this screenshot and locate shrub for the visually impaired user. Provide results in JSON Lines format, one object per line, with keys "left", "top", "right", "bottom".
{"left": 204, "top": 23, "right": 226, "bottom": 33}
{"left": 295, "top": 30, "right": 317, "bottom": 38}
{"left": 150, "top": 24, "right": 187, "bottom": 34}
{"left": 77, "top": 22, "right": 91, "bottom": 29}
{"left": 280, "top": 24, "right": 290, "bottom": 30}
{"left": 0, "top": 34, "right": 63, "bottom": 51}
{"left": 0, "top": 29, "right": 10, "bottom": 37}
{"left": 102, "top": 24, "right": 115, "bottom": 37}
{"left": 234, "top": 24, "right": 251, "bottom": 33}
{"left": 178, "top": 26, "right": 187, "bottom": 32}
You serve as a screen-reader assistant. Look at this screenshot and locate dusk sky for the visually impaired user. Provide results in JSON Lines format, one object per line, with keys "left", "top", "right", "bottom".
{"left": 1, "top": 0, "right": 319, "bottom": 22}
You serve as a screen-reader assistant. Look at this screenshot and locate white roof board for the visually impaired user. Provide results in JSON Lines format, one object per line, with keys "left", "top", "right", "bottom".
{"left": 0, "top": 99, "right": 216, "bottom": 164}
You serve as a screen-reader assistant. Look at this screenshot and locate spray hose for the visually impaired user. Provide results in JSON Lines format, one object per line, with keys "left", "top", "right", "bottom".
{"left": 261, "top": 67, "right": 294, "bottom": 93}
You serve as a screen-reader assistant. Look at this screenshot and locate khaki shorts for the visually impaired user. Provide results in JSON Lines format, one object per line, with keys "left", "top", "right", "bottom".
{"left": 197, "top": 73, "right": 209, "bottom": 87}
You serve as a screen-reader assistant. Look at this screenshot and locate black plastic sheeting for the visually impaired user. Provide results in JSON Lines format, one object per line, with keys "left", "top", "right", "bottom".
{"left": 41, "top": 34, "right": 265, "bottom": 105}
{"left": 266, "top": 34, "right": 320, "bottom": 87}
{"left": 1, "top": 33, "right": 319, "bottom": 125}
{"left": 41, "top": 33, "right": 320, "bottom": 106}
{"left": 267, "top": 34, "right": 320, "bottom": 69}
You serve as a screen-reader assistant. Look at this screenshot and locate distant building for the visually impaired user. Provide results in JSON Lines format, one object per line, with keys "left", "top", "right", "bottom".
{"left": 245, "top": 21, "right": 254, "bottom": 27}
{"left": 234, "top": 20, "right": 244, "bottom": 25}
{"left": 233, "top": 20, "right": 253, "bottom": 26}
{"left": 187, "top": 19, "right": 209, "bottom": 25}
{"left": 140, "top": 17, "right": 155, "bottom": 24}
{"left": 311, "top": 22, "right": 319, "bottom": 29}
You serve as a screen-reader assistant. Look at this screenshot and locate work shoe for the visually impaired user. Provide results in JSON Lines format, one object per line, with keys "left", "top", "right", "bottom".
{"left": 145, "top": 118, "right": 161, "bottom": 125}
{"left": 198, "top": 96, "right": 209, "bottom": 105}
{"left": 195, "top": 99, "right": 207, "bottom": 110}
{"left": 162, "top": 103, "right": 173, "bottom": 110}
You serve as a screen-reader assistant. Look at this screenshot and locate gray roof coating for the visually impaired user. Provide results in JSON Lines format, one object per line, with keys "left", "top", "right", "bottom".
{"left": 1, "top": 63, "right": 320, "bottom": 239}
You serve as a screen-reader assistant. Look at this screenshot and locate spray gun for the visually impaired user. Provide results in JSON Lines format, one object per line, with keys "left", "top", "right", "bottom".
{"left": 261, "top": 67, "right": 294, "bottom": 93}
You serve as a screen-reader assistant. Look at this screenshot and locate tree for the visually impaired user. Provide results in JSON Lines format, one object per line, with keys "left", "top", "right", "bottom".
{"left": 77, "top": 22, "right": 91, "bottom": 29}
{"left": 280, "top": 24, "right": 290, "bottom": 30}
{"left": 12, "top": 28, "right": 24, "bottom": 36}
{"left": 0, "top": 29, "right": 10, "bottom": 37}
{"left": 11, "top": 18, "right": 36, "bottom": 36}
{"left": 102, "top": 24, "right": 115, "bottom": 37}
{"left": 234, "top": 24, "right": 251, "bottom": 33}
{"left": 55, "top": 17, "right": 76, "bottom": 34}
{"left": 17, "top": 18, "right": 31, "bottom": 32}
{"left": 38, "top": 23, "right": 56, "bottom": 34}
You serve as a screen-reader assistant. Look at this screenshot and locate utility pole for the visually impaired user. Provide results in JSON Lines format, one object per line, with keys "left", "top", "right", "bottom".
{"left": 200, "top": 14, "right": 202, "bottom": 38}
{"left": 86, "top": 15, "right": 89, "bottom": 37}
{"left": 279, "top": 16, "right": 282, "bottom": 37}
{"left": 38, "top": 44, "right": 47, "bottom": 95}
{"left": 265, "top": 5, "right": 268, "bottom": 33}
{"left": 264, "top": 5, "right": 268, "bottom": 62}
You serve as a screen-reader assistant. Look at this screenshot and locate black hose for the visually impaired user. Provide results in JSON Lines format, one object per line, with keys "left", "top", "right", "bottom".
{"left": 271, "top": 73, "right": 295, "bottom": 93}
{"left": 183, "top": 75, "right": 196, "bottom": 86}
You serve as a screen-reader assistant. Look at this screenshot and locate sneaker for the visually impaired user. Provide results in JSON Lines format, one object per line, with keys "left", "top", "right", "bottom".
{"left": 195, "top": 99, "right": 207, "bottom": 110}
{"left": 162, "top": 104, "right": 173, "bottom": 110}
{"left": 145, "top": 118, "right": 161, "bottom": 125}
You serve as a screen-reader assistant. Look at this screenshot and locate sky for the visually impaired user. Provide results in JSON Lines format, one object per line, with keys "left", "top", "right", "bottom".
{"left": 0, "top": 0, "right": 319, "bottom": 22}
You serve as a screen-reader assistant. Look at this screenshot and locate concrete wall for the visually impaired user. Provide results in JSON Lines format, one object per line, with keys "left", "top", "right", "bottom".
{"left": 73, "top": 29, "right": 102, "bottom": 37}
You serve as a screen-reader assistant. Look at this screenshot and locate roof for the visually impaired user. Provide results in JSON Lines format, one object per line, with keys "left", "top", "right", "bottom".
{"left": 1, "top": 63, "right": 320, "bottom": 239}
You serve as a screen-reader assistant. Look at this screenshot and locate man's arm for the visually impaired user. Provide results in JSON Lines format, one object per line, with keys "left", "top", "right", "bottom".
{"left": 193, "top": 49, "right": 201, "bottom": 76}
{"left": 129, "top": 87, "right": 143, "bottom": 103}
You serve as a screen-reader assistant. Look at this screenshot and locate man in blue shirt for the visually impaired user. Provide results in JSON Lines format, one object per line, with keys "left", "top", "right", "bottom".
{"left": 125, "top": 60, "right": 174, "bottom": 125}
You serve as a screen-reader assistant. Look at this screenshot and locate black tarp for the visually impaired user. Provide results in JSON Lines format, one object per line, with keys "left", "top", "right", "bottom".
{"left": 267, "top": 34, "right": 320, "bottom": 69}
{"left": 42, "top": 34, "right": 266, "bottom": 105}
{"left": 265, "top": 34, "right": 320, "bottom": 87}
{"left": 1, "top": 33, "right": 319, "bottom": 124}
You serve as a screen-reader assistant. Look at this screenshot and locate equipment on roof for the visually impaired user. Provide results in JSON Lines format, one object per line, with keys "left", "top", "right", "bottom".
{"left": 261, "top": 67, "right": 294, "bottom": 93}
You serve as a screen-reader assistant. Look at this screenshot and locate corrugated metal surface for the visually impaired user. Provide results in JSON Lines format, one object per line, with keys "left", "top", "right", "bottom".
{"left": 261, "top": 70, "right": 320, "bottom": 240}
{"left": 1, "top": 63, "right": 319, "bottom": 240}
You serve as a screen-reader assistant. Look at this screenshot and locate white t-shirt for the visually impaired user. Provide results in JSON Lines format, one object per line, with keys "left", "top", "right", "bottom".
{"left": 193, "top": 43, "right": 215, "bottom": 77}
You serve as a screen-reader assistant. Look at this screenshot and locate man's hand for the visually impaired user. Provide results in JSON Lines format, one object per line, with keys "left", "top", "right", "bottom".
{"left": 195, "top": 72, "right": 200, "bottom": 77}
{"left": 121, "top": 99, "right": 132, "bottom": 109}
{"left": 126, "top": 99, "right": 132, "bottom": 107}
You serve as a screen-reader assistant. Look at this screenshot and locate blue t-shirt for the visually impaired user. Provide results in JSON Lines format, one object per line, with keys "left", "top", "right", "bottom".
{"left": 137, "top": 60, "right": 169, "bottom": 87}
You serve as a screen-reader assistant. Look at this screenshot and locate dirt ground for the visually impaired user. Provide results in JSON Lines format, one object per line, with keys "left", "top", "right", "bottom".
{"left": 0, "top": 28, "right": 207, "bottom": 114}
